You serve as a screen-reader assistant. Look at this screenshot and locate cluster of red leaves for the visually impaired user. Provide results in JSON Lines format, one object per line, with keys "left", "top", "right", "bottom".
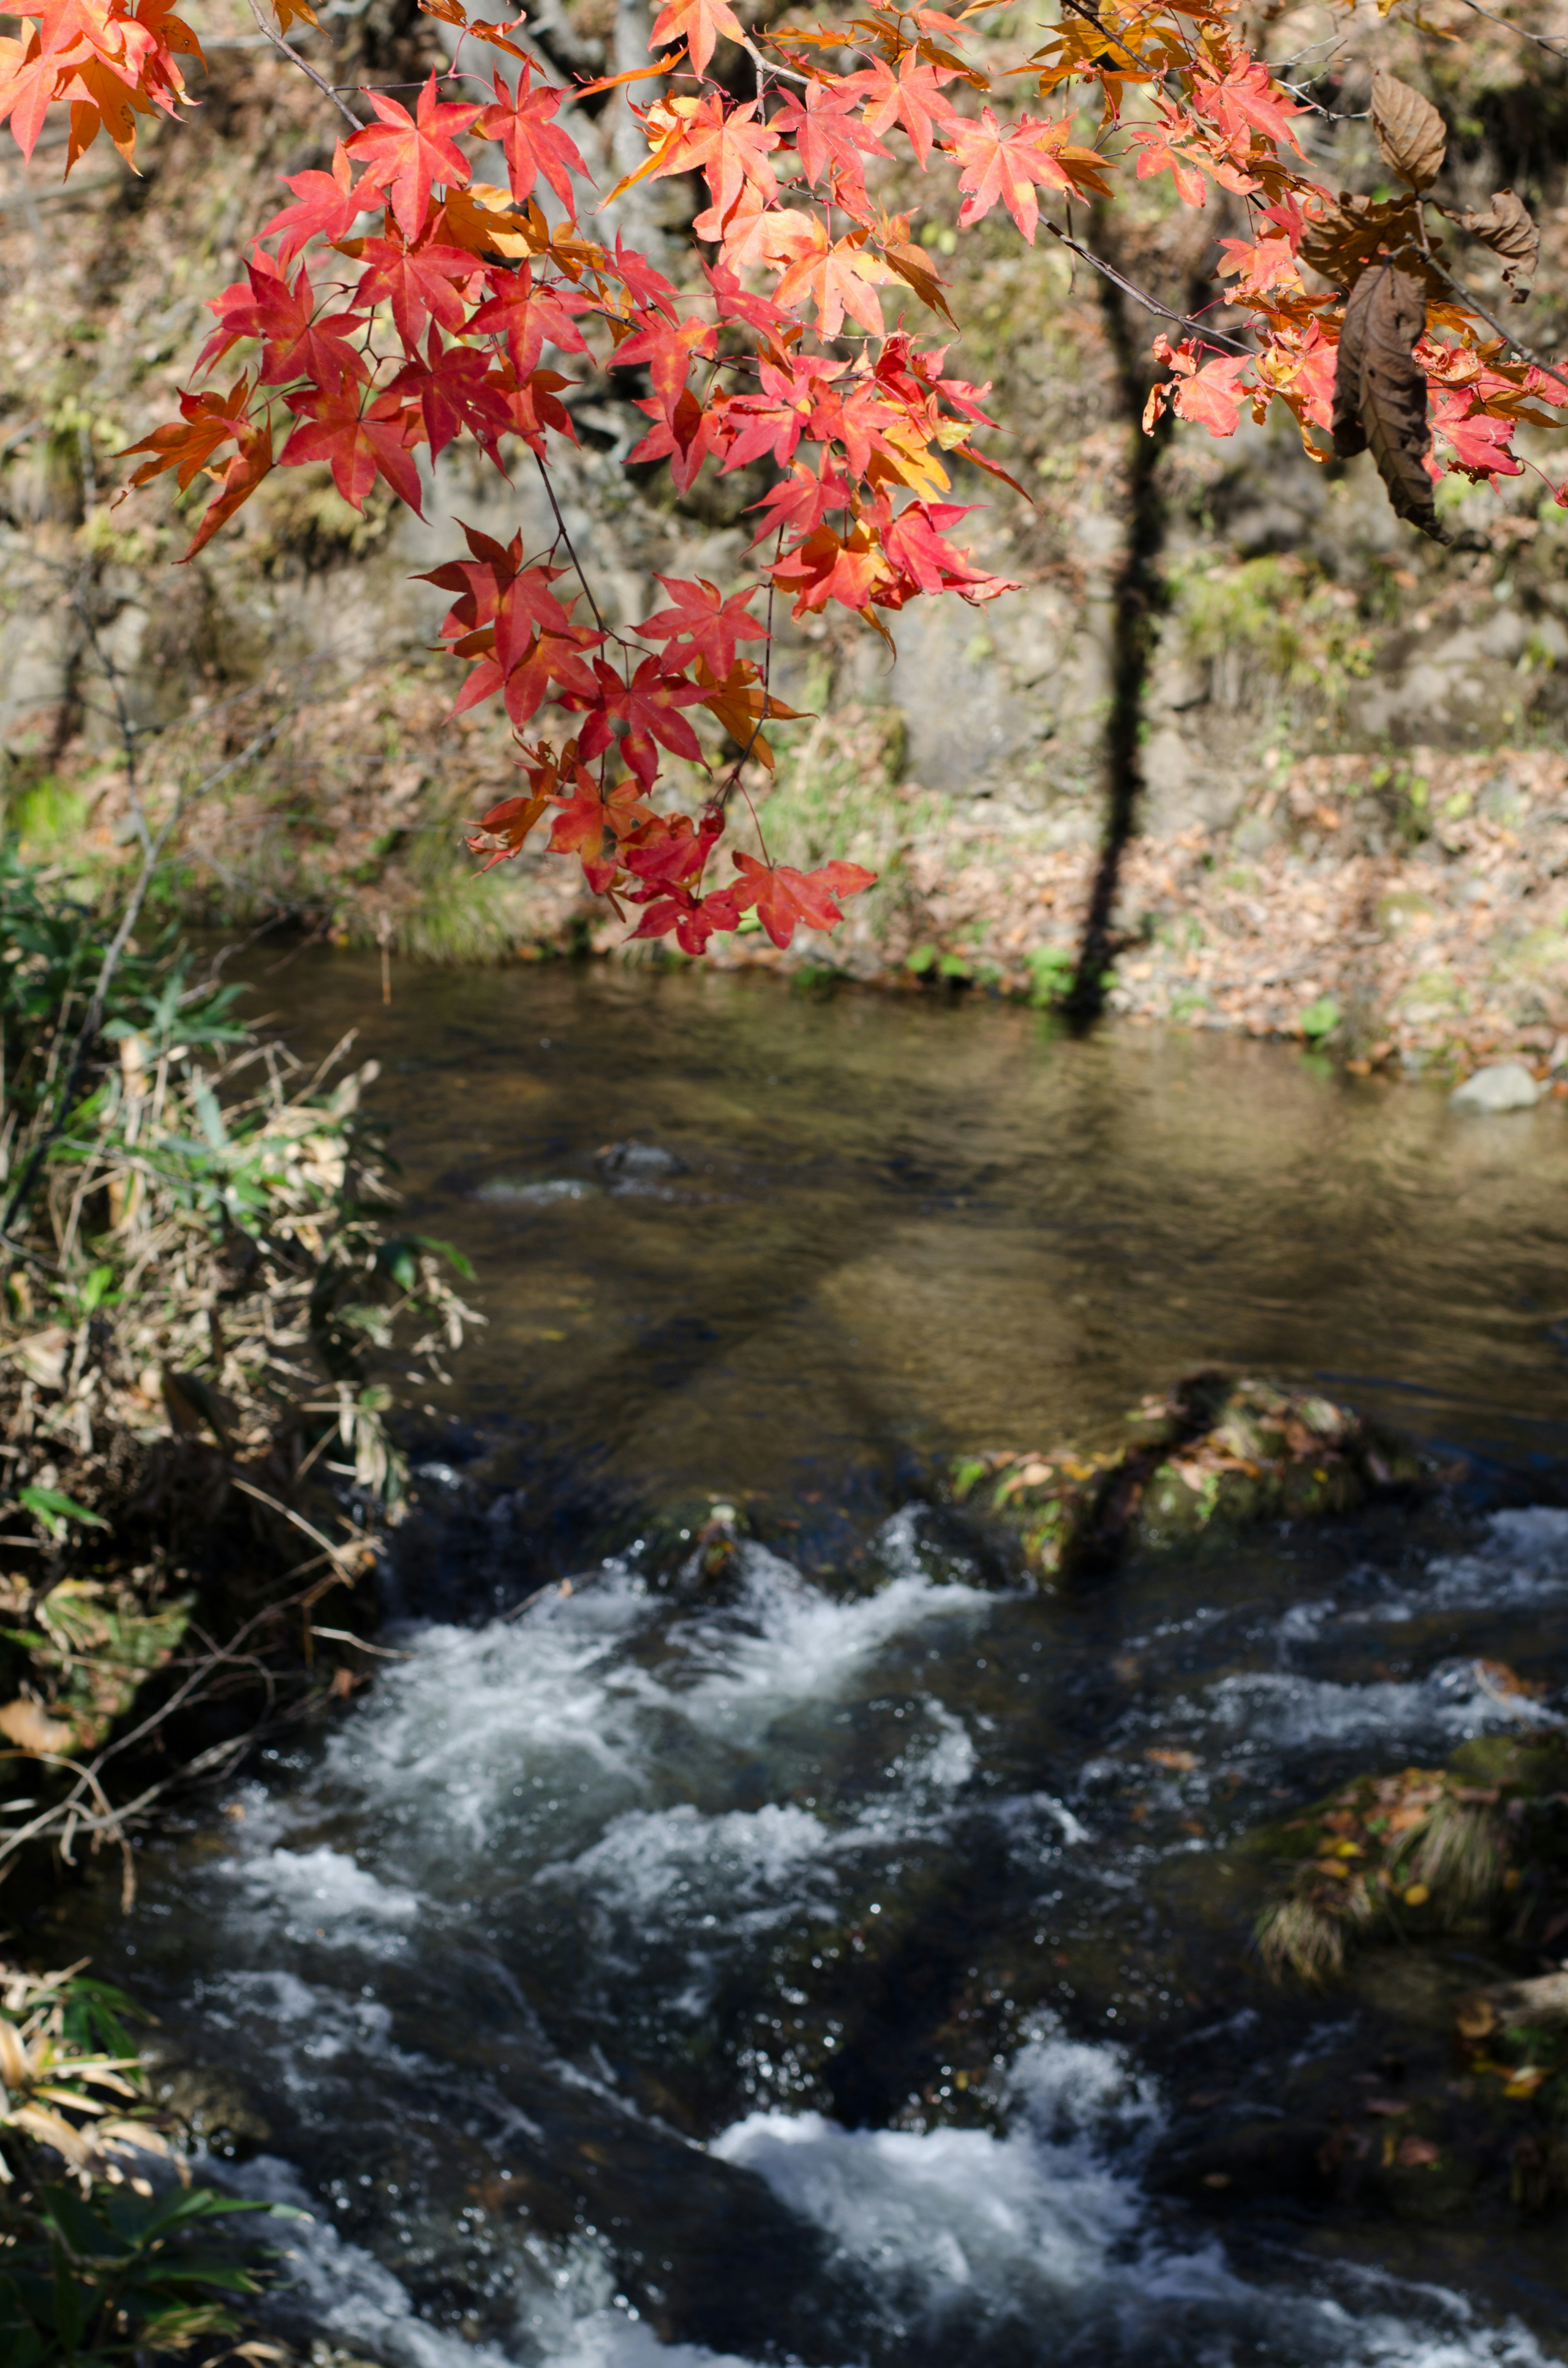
{"left": 13, "top": 0, "right": 1563, "bottom": 947}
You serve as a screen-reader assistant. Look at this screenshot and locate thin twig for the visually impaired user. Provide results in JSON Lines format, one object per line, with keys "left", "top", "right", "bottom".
{"left": 1410, "top": 212, "right": 1568, "bottom": 403}
{"left": 1449, "top": 0, "right": 1568, "bottom": 58}
{"left": 1042, "top": 220, "right": 1252, "bottom": 351}
{"left": 533, "top": 453, "right": 608, "bottom": 635}
{"left": 243, "top": 0, "right": 364, "bottom": 128}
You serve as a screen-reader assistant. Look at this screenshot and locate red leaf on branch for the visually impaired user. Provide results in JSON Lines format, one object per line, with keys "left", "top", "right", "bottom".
{"left": 468, "top": 261, "right": 591, "bottom": 379}
{"left": 182, "top": 417, "right": 274, "bottom": 559}
{"left": 770, "top": 521, "right": 893, "bottom": 615}
{"left": 620, "top": 807, "right": 722, "bottom": 890}
{"left": 196, "top": 254, "right": 368, "bottom": 388}
{"left": 477, "top": 62, "right": 588, "bottom": 210}
{"left": 770, "top": 78, "right": 888, "bottom": 206}
{"left": 280, "top": 383, "right": 426, "bottom": 511}
{"left": 465, "top": 791, "right": 549, "bottom": 869}
{"left": 388, "top": 329, "right": 515, "bottom": 461}
{"left": 730, "top": 851, "right": 876, "bottom": 948}
{"left": 949, "top": 109, "right": 1111, "bottom": 241}
{"left": 773, "top": 221, "right": 892, "bottom": 339}
{"left": 354, "top": 230, "right": 477, "bottom": 351}
{"left": 261, "top": 140, "right": 372, "bottom": 261}
{"left": 346, "top": 71, "right": 479, "bottom": 242}
{"left": 629, "top": 884, "right": 742, "bottom": 955}
{"left": 637, "top": 576, "right": 766, "bottom": 679}
{"left": 744, "top": 453, "right": 851, "bottom": 544}
{"left": 119, "top": 373, "right": 255, "bottom": 490}
{"left": 647, "top": 0, "right": 744, "bottom": 80}
{"left": 548, "top": 768, "right": 651, "bottom": 892}
{"left": 846, "top": 50, "right": 961, "bottom": 168}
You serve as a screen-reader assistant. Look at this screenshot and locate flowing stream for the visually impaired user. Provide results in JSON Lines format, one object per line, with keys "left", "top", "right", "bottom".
{"left": 53, "top": 960, "right": 1568, "bottom": 2366}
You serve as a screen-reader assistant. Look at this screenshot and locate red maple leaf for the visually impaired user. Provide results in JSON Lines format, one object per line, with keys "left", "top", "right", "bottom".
{"left": 773, "top": 222, "right": 892, "bottom": 340}
{"left": 729, "top": 851, "right": 876, "bottom": 948}
{"left": 182, "top": 416, "right": 274, "bottom": 559}
{"left": 260, "top": 140, "right": 373, "bottom": 262}
{"left": 647, "top": 0, "right": 744, "bottom": 81}
{"left": 846, "top": 50, "right": 961, "bottom": 168}
{"left": 637, "top": 576, "right": 766, "bottom": 680}
{"left": 464, "top": 790, "right": 549, "bottom": 870}
{"left": 0, "top": 31, "right": 62, "bottom": 162}
{"left": 770, "top": 80, "right": 887, "bottom": 206}
{"left": 770, "top": 522, "right": 893, "bottom": 616}
{"left": 628, "top": 882, "right": 741, "bottom": 955}
{"left": 353, "top": 230, "right": 477, "bottom": 351}
{"left": 119, "top": 373, "right": 255, "bottom": 491}
{"left": 548, "top": 769, "right": 651, "bottom": 892}
{"left": 468, "top": 261, "right": 591, "bottom": 380}
{"left": 280, "top": 383, "right": 425, "bottom": 511}
{"left": 388, "top": 330, "right": 514, "bottom": 461}
{"left": 345, "top": 71, "right": 480, "bottom": 242}
{"left": 744, "top": 454, "right": 852, "bottom": 545}
{"left": 626, "top": 386, "right": 718, "bottom": 494}
{"left": 948, "top": 109, "right": 1111, "bottom": 242}
{"left": 613, "top": 92, "right": 776, "bottom": 222}
{"left": 1129, "top": 111, "right": 1206, "bottom": 210}
{"left": 612, "top": 308, "right": 717, "bottom": 412}
{"left": 612, "top": 233, "right": 682, "bottom": 322}
{"left": 1195, "top": 57, "right": 1305, "bottom": 154}
{"left": 477, "top": 63, "right": 589, "bottom": 209}
{"left": 619, "top": 808, "right": 722, "bottom": 891}
{"left": 196, "top": 254, "right": 368, "bottom": 388}
{"left": 563, "top": 655, "right": 708, "bottom": 787}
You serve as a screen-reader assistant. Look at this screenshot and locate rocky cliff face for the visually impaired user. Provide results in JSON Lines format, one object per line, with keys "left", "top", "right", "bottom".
{"left": 3, "top": 0, "right": 1567, "bottom": 1070}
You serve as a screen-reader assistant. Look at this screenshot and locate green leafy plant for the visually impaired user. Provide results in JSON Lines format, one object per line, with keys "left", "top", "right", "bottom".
{"left": 0, "top": 1959, "right": 292, "bottom": 2366}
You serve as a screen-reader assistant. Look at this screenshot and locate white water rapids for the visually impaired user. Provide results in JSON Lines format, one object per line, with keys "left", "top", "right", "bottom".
{"left": 116, "top": 1505, "right": 1568, "bottom": 2366}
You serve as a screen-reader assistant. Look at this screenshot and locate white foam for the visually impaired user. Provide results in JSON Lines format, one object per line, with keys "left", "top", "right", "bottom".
{"left": 710, "top": 2034, "right": 1555, "bottom": 2367}
{"left": 228, "top": 1844, "right": 421, "bottom": 1930}
{"left": 1200, "top": 1659, "right": 1555, "bottom": 1755}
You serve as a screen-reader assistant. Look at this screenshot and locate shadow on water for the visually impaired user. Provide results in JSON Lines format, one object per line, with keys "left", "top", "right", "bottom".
{"left": 45, "top": 953, "right": 1568, "bottom": 2368}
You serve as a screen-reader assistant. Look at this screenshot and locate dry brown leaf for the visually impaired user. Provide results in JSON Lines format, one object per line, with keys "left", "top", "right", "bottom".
{"left": 0, "top": 1698, "right": 76, "bottom": 1756}
{"left": 1458, "top": 187, "right": 1538, "bottom": 301}
{"left": 1371, "top": 71, "right": 1448, "bottom": 190}
{"left": 0, "top": 2016, "right": 31, "bottom": 2090}
{"left": 1300, "top": 193, "right": 1420, "bottom": 287}
{"left": 1332, "top": 261, "right": 1450, "bottom": 545}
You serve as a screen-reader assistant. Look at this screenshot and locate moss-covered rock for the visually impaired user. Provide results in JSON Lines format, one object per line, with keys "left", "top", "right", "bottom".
{"left": 946, "top": 1371, "right": 1426, "bottom": 1583}
{"left": 1248, "top": 1730, "right": 1568, "bottom": 1984}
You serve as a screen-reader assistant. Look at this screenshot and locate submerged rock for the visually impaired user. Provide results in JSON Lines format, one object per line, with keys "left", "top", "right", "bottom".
{"left": 946, "top": 1372, "right": 1425, "bottom": 1583}
{"left": 595, "top": 1139, "right": 689, "bottom": 1183}
{"left": 1450, "top": 1061, "right": 1540, "bottom": 1113}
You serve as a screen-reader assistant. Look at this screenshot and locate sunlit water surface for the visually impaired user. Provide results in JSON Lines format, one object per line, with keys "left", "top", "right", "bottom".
{"left": 62, "top": 959, "right": 1568, "bottom": 2366}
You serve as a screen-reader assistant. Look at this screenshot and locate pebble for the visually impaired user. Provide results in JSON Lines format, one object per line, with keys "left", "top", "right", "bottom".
{"left": 1449, "top": 1061, "right": 1541, "bottom": 1114}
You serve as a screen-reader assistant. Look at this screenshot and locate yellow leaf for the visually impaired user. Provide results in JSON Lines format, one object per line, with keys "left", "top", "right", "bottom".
{"left": 1403, "top": 1882, "right": 1430, "bottom": 1906}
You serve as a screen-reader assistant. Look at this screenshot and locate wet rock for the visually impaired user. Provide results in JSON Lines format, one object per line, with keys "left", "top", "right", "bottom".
{"left": 595, "top": 1139, "right": 689, "bottom": 1183}
{"left": 149, "top": 2060, "right": 272, "bottom": 2159}
{"left": 947, "top": 1372, "right": 1425, "bottom": 1584}
{"left": 1450, "top": 1061, "right": 1540, "bottom": 1113}
{"left": 474, "top": 1175, "right": 599, "bottom": 1205}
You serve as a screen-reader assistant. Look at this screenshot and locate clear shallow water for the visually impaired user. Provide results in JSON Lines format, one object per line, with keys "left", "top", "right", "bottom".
{"left": 59, "top": 959, "right": 1568, "bottom": 2364}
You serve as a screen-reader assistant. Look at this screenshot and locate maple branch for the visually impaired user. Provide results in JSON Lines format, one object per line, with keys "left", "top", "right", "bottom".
{"left": 533, "top": 452, "right": 608, "bottom": 636}
{"left": 740, "top": 33, "right": 812, "bottom": 88}
{"left": 1449, "top": 0, "right": 1568, "bottom": 57}
{"left": 243, "top": 0, "right": 364, "bottom": 129}
{"left": 1054, "top": 0, "right": 1163, "bottom": 83}
{"left": 1041, "top": 220, "right": 1252, "bottom": 352}
{"left": 1410, "top": 210, "right": 1568, "bottom": 403}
